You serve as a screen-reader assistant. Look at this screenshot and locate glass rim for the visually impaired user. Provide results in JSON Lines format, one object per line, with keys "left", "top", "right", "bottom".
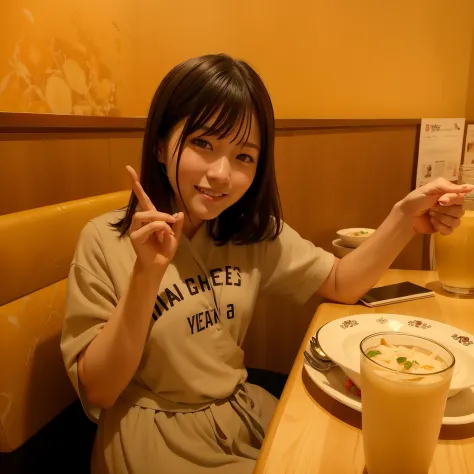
{"left": 360, "top": 332, "right": 456, "bottom": 376}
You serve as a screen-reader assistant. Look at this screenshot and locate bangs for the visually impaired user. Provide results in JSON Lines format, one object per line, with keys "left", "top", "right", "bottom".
{"left": 181, "top": 78, "right": 255, "bottom": 148}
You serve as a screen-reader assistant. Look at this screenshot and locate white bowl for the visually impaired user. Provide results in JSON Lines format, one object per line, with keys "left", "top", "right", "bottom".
{"left": 336, "top": 228, "right": 375, "bottom": 248}
{"left": 332, "top": 239, "right": 354, "bottom": 258}
{"left": 317, "top": 314, "right": 474, "bottom": 398}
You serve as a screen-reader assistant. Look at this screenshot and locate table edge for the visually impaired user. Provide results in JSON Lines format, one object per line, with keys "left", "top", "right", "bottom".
{"left": 253, "top": 301, "right": 338, "bottom": 471}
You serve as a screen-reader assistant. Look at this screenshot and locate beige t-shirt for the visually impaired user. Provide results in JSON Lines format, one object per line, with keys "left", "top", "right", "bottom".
{"left": 61, "top": 210, "right": 335, "bottom": 422}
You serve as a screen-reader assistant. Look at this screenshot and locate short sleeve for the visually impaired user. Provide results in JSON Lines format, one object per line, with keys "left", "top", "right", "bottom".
{"left": 260, "top": 221, "right": 335, "bottom": 305}
{"left": 60, "top": 221, "right": 118, "bottom": 423}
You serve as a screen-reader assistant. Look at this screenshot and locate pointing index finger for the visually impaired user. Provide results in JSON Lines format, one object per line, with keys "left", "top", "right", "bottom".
{"left": 126, "top": 165, "right": 156, "bottom": 212}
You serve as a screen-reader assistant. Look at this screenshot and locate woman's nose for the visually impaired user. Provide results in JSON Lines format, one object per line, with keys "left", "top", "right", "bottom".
{"left": 207, "top": 156, "right": 231, "bottom": 183}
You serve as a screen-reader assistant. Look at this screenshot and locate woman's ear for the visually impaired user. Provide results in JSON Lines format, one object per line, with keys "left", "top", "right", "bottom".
{"left": 154, "top": 138, "right": 165, "bottom": 162}
{"left": 155, "top": 142, "right": 168, "bottom": 175}
{"left": 156, "top": 145, "right": 164, "bottom": 163}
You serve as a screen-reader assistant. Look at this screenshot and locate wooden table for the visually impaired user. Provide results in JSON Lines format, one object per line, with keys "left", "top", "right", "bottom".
{"left": 254, "top": 270, "right": 474, "bottom": 474}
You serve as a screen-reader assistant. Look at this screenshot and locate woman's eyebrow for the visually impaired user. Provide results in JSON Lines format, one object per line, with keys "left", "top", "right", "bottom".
{"left": 196, "top": 126, "right": 260, "bottom": 151}
{"left": 240, "top": 141, "right": 260, "bottom": 151}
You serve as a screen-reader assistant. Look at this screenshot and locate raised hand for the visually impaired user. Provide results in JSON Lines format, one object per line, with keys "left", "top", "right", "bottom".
{"left": 126, "top": 166, "right": 184, "bottom": 270}
{"left": 397, "top": 178, "right": 474, "bottom": 235}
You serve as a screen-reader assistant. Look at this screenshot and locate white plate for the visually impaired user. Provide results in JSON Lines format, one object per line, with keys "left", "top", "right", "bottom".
{"left": 317, "top": 313, "right": 474, "bottom": 398}
{"left": 303, "top": 356, "right": 474, "bottom": 425}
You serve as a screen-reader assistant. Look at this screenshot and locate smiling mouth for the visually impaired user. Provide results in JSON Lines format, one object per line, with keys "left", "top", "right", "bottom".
{"left": 195, "top": 186, "right": 227, "bottom": 198}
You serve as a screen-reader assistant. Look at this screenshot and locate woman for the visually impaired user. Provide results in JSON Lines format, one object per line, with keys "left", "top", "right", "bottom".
{"left": 61, "top": 54, "right": 472, "bottom": 474}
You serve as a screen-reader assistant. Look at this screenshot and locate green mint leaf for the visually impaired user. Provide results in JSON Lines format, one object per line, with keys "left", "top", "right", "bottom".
{"left": 396, "top": 357, "right": 407, "bottom": 364}
{"left": 367, "top": 350, "right": 381, "bottom": 358}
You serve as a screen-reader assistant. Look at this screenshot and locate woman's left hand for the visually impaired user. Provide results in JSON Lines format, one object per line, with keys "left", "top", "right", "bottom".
{"left": 397, "top": 178, "right": 474, "bottom": 235}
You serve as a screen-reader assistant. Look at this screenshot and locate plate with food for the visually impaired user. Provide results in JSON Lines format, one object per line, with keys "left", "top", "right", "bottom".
{"left": 317, "top": 314, "right": 474, "bottom": 398}
{"left": 303, "top": 356, "right": 474, "bottom": 425}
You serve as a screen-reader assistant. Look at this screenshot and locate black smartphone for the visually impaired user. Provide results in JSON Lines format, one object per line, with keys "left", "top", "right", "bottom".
{"left": 360, "top": 281, "right": 435, "bottom": 307}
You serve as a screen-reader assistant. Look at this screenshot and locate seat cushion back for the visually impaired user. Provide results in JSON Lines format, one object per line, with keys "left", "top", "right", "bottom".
{"left": 0, "top": 191, "right": 129, "bottom": 451}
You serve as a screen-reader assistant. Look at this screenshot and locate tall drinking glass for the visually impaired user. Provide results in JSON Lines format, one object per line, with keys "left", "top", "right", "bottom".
{"left": 360, "top": 332, "right": 455, "bottom": 474}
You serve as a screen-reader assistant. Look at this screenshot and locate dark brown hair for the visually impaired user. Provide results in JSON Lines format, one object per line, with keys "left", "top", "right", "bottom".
{"left": 112, "top": 53, "right": 282, "bottom": 244}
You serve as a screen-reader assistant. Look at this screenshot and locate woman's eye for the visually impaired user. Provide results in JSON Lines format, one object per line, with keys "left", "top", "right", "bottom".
{"left": 191, "top": 138, "right": 212, "bottom": 150}
{"left": 237, "top": 154, "right": 255, "bottom": 164}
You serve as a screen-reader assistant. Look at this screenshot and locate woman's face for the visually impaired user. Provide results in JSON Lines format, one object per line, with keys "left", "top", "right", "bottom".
{"left": 160, "top": 115, "right": 261, "bottom": 232}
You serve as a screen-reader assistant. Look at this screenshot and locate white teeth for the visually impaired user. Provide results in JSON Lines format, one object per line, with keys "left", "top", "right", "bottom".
{"left": 197, "top": 187, "right": 224, "bottom": 197}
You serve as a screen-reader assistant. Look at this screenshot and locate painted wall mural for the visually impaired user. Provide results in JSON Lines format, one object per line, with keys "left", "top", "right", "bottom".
{"left": 0, "top": 8, "right": 120, "bottom": 116}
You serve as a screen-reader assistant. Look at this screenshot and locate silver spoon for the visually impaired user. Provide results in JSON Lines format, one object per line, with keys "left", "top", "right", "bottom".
{"left": 310, "top": 338, "right": 331, "bottom": 362}
{"left": 310, "top": 328, "right": 332, "bottom": 362}
{"left": 303, "top": 350, "right": 335, "bottom": 371}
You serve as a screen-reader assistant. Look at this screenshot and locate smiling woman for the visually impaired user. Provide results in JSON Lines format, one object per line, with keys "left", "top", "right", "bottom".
{"left": 112, "top": 54, "right": 282, "bottom": 245}
{"left": 62, "top": 54, "right": 324, "bottom": 474}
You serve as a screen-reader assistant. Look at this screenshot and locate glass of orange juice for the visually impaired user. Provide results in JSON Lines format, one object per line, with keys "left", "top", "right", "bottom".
{"left": 434, "top": 165, "right": 474, "bottom": 295}
{"left": 360, "top": 333, "right": 455, "bottom": 474}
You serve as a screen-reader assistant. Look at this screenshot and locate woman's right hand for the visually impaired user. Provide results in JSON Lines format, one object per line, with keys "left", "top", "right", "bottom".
{"left": 126, "top": 165, "right": 184, "bottom": 271}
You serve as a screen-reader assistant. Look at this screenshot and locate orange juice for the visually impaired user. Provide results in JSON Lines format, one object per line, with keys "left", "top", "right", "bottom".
{"left": 435, "top": 209, "right": 474, "bottom": 295}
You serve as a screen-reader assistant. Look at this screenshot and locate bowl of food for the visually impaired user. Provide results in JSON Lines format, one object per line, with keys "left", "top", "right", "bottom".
{"left": 317, "top": 314, "right": 474, "bottom": 398}
{"left": 336, "top": 228, "right": 375, "bottom": 248}
{"left": 332, "top": 239, "right": 354, "bottom": 258}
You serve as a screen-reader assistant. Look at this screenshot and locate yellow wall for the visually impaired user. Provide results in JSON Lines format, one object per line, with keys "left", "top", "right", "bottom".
{"left": 466, "top": 18, "right": 474, "bottom": 120}
{"left": 1, "top": 0, "right": 474, "bottom": 119}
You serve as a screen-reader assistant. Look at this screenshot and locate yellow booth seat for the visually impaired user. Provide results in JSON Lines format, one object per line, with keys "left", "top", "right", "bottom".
{"left": 0, "top": 190, "right": 130, "bottom": 452}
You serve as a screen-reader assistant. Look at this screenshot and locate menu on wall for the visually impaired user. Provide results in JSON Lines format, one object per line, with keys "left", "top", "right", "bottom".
{"left": 416, "top": 118, "right": 465, "bottom": 187}
{"left": 465, "top": 124, "right": 474, "bottom": 165}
